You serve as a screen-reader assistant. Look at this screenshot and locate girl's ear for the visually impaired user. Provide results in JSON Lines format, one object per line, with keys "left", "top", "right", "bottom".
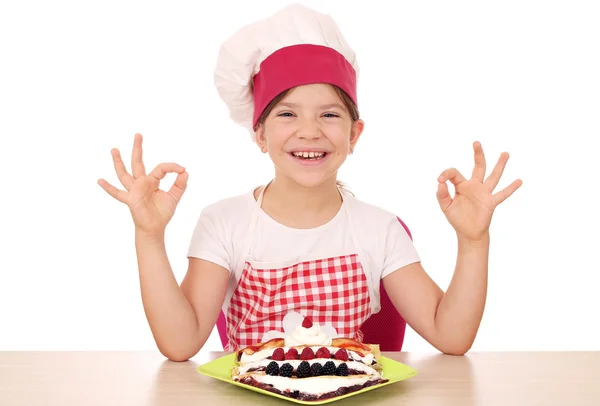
{"left": 255, "top": 125, "right": 268, "bottom": 153}
{"left": 349, "top": 119, "right": 365, "bottom": 152}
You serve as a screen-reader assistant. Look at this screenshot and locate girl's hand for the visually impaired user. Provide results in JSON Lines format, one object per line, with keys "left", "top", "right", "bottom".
{"left": 436, "top": 141, "right": 522, "bottom": 242}
{"left": 98, "top": 133, "right": 188, "bottom": 239}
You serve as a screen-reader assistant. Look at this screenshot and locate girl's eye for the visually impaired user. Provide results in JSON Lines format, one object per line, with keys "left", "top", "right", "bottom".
{"left": 278, "top": 112, "right": 294, "bottom": 117}
{"left": 323, "top": 113, "right": 339, "bottom": 118}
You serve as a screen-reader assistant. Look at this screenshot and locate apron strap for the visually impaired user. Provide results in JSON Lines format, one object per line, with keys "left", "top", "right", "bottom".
{"left": 233, "top": 182, "right": 269, "bottom": 280}
{"left": 341, "top": 191, "right": 380, "bottom": 315}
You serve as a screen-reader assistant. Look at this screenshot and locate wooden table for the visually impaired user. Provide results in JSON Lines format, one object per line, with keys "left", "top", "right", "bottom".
{"left": 1, "top": 351, "right": 598, "bottom": 405}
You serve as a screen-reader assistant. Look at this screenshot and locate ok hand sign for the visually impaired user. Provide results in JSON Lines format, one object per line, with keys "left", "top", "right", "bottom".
{"left": 98, "top": 134, "right": 188, "bottom": 239}
{"left": 436, "top": 141, "right": 522, "bottom": 242}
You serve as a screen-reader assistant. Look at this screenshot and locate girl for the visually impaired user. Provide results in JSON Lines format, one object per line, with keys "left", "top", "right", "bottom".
{"left": 98, "top": 4, "right": 522, "bottom": 362}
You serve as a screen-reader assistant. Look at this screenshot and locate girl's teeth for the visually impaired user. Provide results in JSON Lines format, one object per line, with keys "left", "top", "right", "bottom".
{"left": 292, "top": 151, "right": 325, "bottom": 159}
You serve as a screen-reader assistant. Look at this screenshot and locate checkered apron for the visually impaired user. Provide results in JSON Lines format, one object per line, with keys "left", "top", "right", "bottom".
{"left": 224, "top": 186, "right": 372, "bottom": 351}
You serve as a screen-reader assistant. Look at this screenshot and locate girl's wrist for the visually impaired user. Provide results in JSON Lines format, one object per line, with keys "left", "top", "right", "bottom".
{"left": 456, "top": 231, "right": 490, "bottom": 249}
{"left": 135, "top": 228, "right": 166, "bottom": 245}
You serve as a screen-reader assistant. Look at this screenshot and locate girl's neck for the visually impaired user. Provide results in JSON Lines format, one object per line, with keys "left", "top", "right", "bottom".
{"left": 257, "top": 175, "right": 342, "bottom": 229}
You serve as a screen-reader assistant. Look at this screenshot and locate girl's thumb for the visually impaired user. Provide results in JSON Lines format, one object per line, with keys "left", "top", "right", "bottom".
{"left": 436, "top": 182, "right": 452, "bottom": 212}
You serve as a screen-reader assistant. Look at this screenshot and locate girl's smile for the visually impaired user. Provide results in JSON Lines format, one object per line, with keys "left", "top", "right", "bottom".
{"left": 288, "top": 149, "right": 330, "bottom": 166}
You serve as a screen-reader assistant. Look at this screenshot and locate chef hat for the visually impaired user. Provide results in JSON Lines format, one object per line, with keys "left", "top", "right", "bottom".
{"left": 213, "top": 3, "right": 359, "bottom": 140}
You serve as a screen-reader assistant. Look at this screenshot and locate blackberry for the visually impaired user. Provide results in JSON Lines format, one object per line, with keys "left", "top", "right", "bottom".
{"left": 310, "top": 362, "right": 323, "bottom": 376}
{"left": 322, "top": 361, "right": 337, "bottom": 375}
{"left": 265, "top": 361, "right": 279, "bottom": 376}
{"left": 279, "top": 363, "right": 294, "bottom": 378}
{"left": 296, "top": 361, "right": 311, "bottom": 378}
{"left": 336, "top": 363, "right": 348, "bottom": 376}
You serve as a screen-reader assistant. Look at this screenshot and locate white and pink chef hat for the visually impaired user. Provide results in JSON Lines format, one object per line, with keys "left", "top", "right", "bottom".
{"left": 213, "top": 3, "right": 359, "bottom": 140}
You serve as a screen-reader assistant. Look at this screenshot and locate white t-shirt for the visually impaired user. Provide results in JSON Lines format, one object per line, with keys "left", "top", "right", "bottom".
{"left": 187, "top": 187, "right": 421, "bottom": 314}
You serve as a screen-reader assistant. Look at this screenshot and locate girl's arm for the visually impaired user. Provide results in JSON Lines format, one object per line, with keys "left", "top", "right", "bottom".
{"left": 98, "top": 134, "right": 229, "bottom": 361}
{"left": 136, "top": 233, "right": 229, "bottom": 361}
{"left": 384, "top": 142, "right": 521, "bottom": 355}
{"left": 383, "top": 234, "right": 489, "bottom": 355}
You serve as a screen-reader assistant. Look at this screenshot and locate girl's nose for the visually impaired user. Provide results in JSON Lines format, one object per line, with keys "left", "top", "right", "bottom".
{"left": 296, "top": 118, "right": 321, "bottom": 139}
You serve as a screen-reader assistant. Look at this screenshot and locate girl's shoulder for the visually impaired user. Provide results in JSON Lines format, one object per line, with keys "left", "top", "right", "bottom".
{"left": 343, "top": 193, "right": 404, "bottom": 222}
{"left": 342, "top": 193, "right": 413, "bottom": 238}
{"left": 199, "top": 188, "right": 256, "bottom": 218}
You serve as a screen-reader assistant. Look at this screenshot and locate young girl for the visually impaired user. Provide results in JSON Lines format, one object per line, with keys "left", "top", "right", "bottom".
{"left": 98, "top": 4, "right": 522, "bottom": 361}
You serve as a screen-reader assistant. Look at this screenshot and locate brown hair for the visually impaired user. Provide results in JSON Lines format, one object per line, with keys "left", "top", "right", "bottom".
{"left": 254, "top": 85, "right": 359, "bottom": 195}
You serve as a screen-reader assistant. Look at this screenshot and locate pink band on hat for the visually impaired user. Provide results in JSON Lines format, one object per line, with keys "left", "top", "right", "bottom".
{"left": 252, "top": 44, "right": 357, "bottom": 129}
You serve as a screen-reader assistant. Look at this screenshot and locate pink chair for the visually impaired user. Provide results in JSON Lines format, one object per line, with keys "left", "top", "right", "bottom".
{"left": 215, "top": 217, "right": 413, "bottom": 351}
{"left": 359, "top": 217, "right": 412, "bottom": 351}
{"left": 216, "top": 311, "right": 229, "bottom": 349}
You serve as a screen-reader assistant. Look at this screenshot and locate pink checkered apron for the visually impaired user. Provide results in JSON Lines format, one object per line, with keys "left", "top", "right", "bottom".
{"left": 224, "top": 185, "right": 372, "bottom": 351}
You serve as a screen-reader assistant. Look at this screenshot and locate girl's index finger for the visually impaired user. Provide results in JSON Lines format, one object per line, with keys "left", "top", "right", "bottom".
{"left": 149, "top": 162, "right": 186, "bottom": 181}
{"left": 132, "top": 133, "right": 147, "bottom": 178}
{"left": 438, "top": 167, "right": 467, "bottom": 186}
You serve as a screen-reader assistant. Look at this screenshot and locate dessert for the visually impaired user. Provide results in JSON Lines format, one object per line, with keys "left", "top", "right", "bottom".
{"left": 231, "top": 313, "right": 388, "bottom": 401}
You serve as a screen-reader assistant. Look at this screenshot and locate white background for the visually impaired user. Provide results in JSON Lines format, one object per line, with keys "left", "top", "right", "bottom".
{"left": 1, "top": 0, "right": 599, "bottom": 356}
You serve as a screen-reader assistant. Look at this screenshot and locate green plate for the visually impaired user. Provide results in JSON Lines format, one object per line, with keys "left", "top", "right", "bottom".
{"left": 197, "top": 353, "right": 417, "bottom": 404}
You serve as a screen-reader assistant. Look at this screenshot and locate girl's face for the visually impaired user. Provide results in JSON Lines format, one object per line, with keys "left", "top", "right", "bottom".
{"left": 255, "top": 84, "right": 364, "bottom": 189}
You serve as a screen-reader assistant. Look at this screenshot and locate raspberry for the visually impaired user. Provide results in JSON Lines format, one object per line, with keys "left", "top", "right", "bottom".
{"left": 279, "top": 363, "right": 293, "bottom": 378}
{"left": 302, "top": 317, "right": 313, "bottom": 328}
{"left": 265, "top": 361, "right": 279, "bottom": 376}
{"left": 300, "top": 347, "right": 315, "bottom": 360}
{"left": 322, "top": 361, "right": 337, "bottom": 375}
{"left": 285, "top": 348, "right": 299, "bottom": 360}
{"left": 315, "top": 347, "right": 331, "bottom": 359}
{"left": 296, "top": 361, "right": 311, "bottom": 378}
{"left": 334, "top": 348, "right": 349, "bottom": 361}
{"left": 336, "top": 363, "right": 348, "bottom": 376}
{"left": 271, "top": 348, "right": 285, "bottom": 361}
{"left": 310, "top": 362, "right": 323, "bottom": 376}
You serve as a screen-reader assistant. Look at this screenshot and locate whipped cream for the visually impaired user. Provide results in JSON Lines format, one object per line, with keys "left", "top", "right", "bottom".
{"left": 251, "top": 374, "right": 380, "bottom": 396}
{"left": 284, "top": 324, "right": 332, "bottom": 347}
